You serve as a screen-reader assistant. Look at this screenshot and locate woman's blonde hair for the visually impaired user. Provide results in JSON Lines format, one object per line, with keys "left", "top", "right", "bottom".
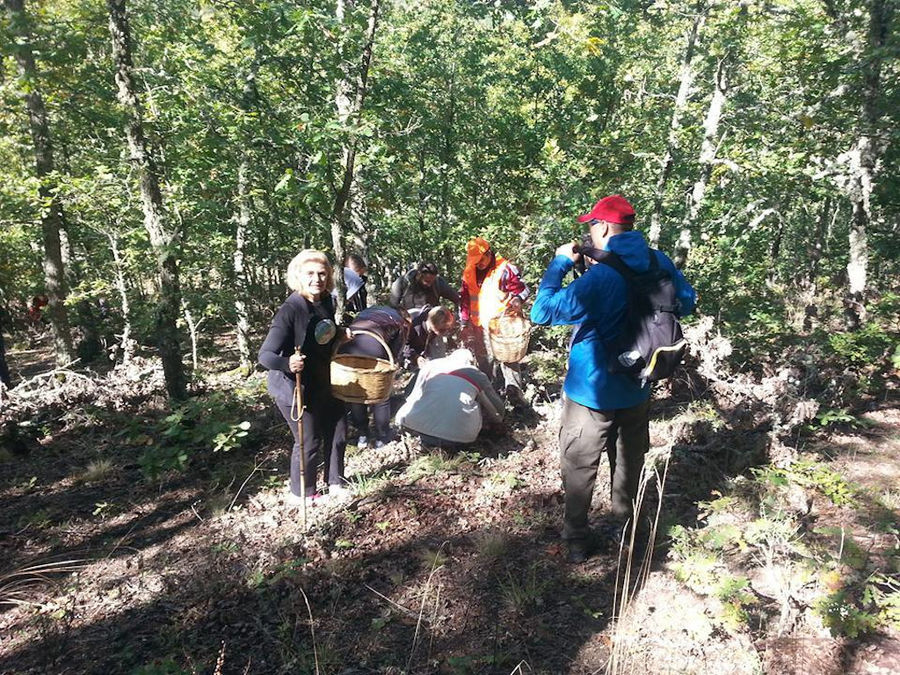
{"left": 286, "top": 249, "right": 335, "bottom": 294}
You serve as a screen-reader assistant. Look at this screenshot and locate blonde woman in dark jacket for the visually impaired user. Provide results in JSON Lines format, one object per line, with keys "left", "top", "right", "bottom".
{"left": 258, "top": 250, "right": 348, "bottom": 504}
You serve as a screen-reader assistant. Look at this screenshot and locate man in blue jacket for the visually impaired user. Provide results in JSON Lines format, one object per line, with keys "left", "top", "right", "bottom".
{"left": 531, "top": 195, "right": 696, "bottom": 563}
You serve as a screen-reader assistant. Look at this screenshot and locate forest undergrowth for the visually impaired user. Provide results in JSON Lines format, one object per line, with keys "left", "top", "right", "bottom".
{"left": 0, "top": 316, "right": 898, "bottom": 674}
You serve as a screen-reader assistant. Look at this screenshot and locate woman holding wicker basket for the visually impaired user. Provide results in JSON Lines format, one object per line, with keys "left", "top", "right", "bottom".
{"left": 258, "top": 250, "right": 348, "bottom": 505}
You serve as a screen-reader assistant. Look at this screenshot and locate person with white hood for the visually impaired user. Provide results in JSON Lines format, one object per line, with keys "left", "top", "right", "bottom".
{"left": 396, "top": 349, "right": 505, "bottom": 447}
{"left": 343, "top": 254, "right": 368, "bottom": 317}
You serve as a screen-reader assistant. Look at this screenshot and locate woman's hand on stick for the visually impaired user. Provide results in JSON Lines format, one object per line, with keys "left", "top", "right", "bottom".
{"left": 289, "top": 353, "right": 306, "bottom": 373}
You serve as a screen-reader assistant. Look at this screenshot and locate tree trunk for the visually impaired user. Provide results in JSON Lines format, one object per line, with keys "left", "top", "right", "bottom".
{"left": 768, "top": 218, "right": 785, "bottom": 273}
{"left": 182, "top": 301, "right": 204, "bottom": 373}
{"left": 439, "top": 70, "right": 456, "bottom": 275}
{"left": 4, "top": 0, "right": 76, "bottom": 366}
{"left": 233, "top": 65, "right": 257, "bottom": 375}
{"left": 0, "top": 311, "right": 11, "bottom": 389}
{"left": 673, "top": 52, "right": 731, "bottom": 268}
{"left": 107, "top": 0, "right": 186, "bottom": 399}
{"left": 803, "top": 197, "right": 831, "bottom": 331}
{"left": 808, "top": 197, "right": 830, "bottom": 285}
{"left": 649, "top": 2, "right": 707, "bottom": 248}
{"left": 843, "top": 0, "right": 890, "bottom": 330}
{"left": 234, "top": 158, "right": 253, "bottom": 373}
{"left": 348, "top": 163, "right": 373, "bottom": 263}
{"left": 107, "top": 232, "right": 135, "bottom": 364}
{"left": 60, "top": 228, "right": 104, "bottom": 362}
{"left": 417, "top": 145, "right": 428, "bottom": 239}
{"left": 331, "top": 0, "right": 381, "bottom": 323}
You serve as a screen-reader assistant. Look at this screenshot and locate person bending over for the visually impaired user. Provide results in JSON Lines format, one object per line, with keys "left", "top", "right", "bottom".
{"left": 403, "top": 305, "right": 456, "bottom": 369}
{"left": 396, "top": 349, "right": 504, "bottom": 448}
{"left": 336, "top": 305, "right": 410, "bottom": 448}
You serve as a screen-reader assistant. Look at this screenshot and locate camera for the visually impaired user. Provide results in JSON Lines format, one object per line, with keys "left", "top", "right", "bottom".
{"left": 573, "top": 232, "right": 595, "bottom": 275}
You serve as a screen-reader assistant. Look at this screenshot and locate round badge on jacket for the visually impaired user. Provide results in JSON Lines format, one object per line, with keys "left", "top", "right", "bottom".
{"left": 314, "top": 319, "right": 337, "bottom": 344}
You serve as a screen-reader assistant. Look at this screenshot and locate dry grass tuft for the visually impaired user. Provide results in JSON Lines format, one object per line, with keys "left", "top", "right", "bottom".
{"left": 78, "top": 458, "right": 114, "bottom": 484}
{"left": 473, "top": 529, "right": 511, "bottom": 564}
{"left": 1, "top": 558, "right": 86, "bottom": 608}
{"left": 607, "top": 452, "right": 670, "bottom": 674}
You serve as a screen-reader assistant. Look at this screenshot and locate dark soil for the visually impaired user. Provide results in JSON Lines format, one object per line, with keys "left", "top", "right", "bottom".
{"left": 0, "top": 340, "right": 897, "bottom": 674}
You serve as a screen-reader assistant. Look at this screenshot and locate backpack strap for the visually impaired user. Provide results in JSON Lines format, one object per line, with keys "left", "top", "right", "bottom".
{"left": 577, "top": 247, "right": 636, "bottom": 281}
{"left": 581, "top": 248, "right": 678, "bottom": 313}
{"left": 579, "top": 247, "right": 663, "bottom": 278}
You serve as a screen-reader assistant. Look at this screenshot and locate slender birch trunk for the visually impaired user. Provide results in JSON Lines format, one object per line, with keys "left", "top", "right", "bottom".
{"left": 649, "top": 2, "right": 707, "bottom": 248}
{"left": 107, "top": 0, "right": 186, "bottom": 399}
{"left": 107, "top": 232, "right": 135, "bottom": 364}
{"left": 674, "top": 53, "right": 731, "bottom": 268}
{"left": 5, "top": 0, "right": 75, "bottom": 366}
{"left": 233, "top": 65, "right": 256, "bottom": 374}
{"left": 234, "top": 158, "right": 252, "bottom": 373}
{"left": 182, "top": 302, "right": 204, "bottom": 373}
{"left": 843, "top": 0, "right": 890, "bottom": 329}
{"left": 332, "top": 0, "right": 381, "bottom": 323}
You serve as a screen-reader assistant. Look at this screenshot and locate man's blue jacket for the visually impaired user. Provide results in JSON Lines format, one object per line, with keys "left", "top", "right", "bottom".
{"left": 530, "top": 231, "right": 696, "bottom": 411}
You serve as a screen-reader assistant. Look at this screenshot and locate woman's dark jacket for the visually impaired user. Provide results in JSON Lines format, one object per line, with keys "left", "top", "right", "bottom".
{"left": 258, "top": 292, "right": 339, "bottom": 406}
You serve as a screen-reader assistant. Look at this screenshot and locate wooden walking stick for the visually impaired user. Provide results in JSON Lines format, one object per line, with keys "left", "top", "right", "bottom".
{"left": 290, "top": 346, "right": 307, "bottom": 528}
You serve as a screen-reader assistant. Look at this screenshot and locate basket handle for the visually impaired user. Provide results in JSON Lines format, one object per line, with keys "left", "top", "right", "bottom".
{"left": 489, "top": 316, "right": 532, "bottom": 336}
{"left": 345, "top": 328, "right": 396, "bottom": 368}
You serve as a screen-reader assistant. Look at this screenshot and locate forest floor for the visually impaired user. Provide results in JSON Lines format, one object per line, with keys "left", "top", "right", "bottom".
{"left": 0, "top": 336, "right": 897, "bottom": 674}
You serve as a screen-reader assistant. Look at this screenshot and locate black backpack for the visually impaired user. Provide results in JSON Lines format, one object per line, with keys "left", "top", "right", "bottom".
{"left": 579, "top": 246, "right": 687, "bottom": 385}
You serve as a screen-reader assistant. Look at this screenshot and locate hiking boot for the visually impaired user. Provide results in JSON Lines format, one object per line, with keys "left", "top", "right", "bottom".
{"left": 566, "top": 539, "right": 589, "bottom": 564}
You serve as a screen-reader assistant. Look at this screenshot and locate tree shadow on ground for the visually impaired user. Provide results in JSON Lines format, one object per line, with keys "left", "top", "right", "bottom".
{"left": 1, "top": 476, "right": 648, "bottom": 674}
{"left": 1, "top": 366, "right": 789, "bottom": 674}
{"left": 0, "top": 399, "right": 285, "bottom": 583}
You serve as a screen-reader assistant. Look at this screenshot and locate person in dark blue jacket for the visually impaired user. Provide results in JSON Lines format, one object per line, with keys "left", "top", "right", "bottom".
{"left": 531, "top": 195, "right": 696, "bottom": 563}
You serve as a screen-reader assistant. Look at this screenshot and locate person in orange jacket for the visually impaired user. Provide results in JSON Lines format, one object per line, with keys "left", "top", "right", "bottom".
{"left": 459, "top": 236, "right": 528, "bottom": 403}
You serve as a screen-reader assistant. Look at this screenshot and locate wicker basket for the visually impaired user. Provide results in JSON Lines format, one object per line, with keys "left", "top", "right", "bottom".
{"left": 488, "top": 315, "right": 531, "bottom": 363}
{"left": 331, "top": 329, "right": 397, "bottom": 404}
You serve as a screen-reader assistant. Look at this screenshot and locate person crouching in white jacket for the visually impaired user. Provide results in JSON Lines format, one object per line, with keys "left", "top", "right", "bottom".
{"left": 396, "top": 349, "right": 504, "bottom": 447}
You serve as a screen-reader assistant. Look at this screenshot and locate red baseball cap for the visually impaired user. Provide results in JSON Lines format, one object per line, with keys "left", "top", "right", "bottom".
{"left": 578, "top": 195, "right": 636, "bottom": 225}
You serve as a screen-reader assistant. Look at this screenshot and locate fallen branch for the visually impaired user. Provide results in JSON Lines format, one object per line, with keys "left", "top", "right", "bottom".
{"left": 190, "top": 501, "right": 205, "bottom": 522}
{"left": 9, "top": 359, "right": 85, "bottom": 392}
{"left": 364, "top": 583, "right": 423, "bottom": 623}
{"left": 229, "top": 459, "right": 266, "bottom": 512}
